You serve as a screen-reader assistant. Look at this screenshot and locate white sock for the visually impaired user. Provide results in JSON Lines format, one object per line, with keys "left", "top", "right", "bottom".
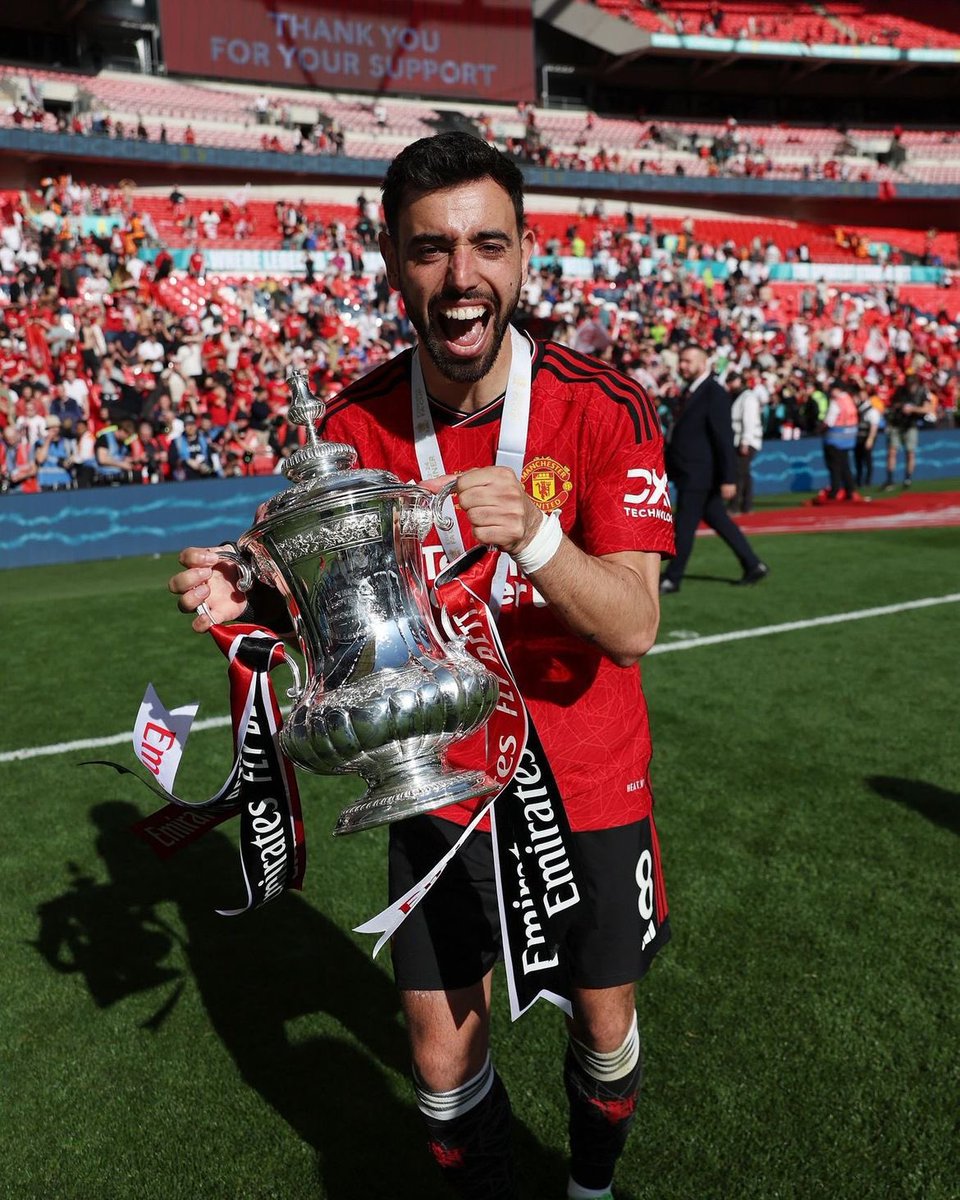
{"left": 567, "top": 1179, "right": 612, "bottom": 1199}
{"left": 569, "top": 1011, "right": 640, "bottom": 1082}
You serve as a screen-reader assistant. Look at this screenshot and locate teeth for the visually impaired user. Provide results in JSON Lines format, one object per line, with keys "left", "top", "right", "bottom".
{"left": 441, "top": 306, "right": 486, "bottom": 320}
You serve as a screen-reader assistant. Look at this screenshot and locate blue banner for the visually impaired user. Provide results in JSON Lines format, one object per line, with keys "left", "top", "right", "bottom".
{"left": 0, "top": 476, "right": 285, "bottom": 569}
{"left": 2, "top": 433, "right": 958, "bottom": 570}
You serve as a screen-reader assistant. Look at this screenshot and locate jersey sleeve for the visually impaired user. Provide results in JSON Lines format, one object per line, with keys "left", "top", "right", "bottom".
{"left": 576, "top": 382, "right": 675, "bottom": 559}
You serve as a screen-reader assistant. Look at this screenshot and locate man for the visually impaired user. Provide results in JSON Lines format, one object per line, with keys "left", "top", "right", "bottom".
{"left": 727, "top": 371, "right": 764, "bottom": 514}
{"left": 34, "top": 413, "right": 78, "bottom": 489}
{"left": 61, "top": 365, "right": 91, "bottom": 418}
{"left": 572, "top": 304, "right": 613, "bottom": 359}
{"left": 168, "top": 412, "right": 219, "bottom": 480}
{"left": 94, "top": 413, "right": 138, "bottom": 484}
{"left": 169, "top": 133, "right": 673, "bottom": 1200}
{"left": 881, "top": 376, "right": 937, "bottom": 490}
{"left": 660, "top": 345, "right": 768, "bottom": 593}
{"left": 1, "top": 422, "right": 38, "bottom": 492}
{"left": 854, "top": 391, "right": 882, "bottom": 488}
{"left": 816, "top": 384, "right": 860, "bottom": 502}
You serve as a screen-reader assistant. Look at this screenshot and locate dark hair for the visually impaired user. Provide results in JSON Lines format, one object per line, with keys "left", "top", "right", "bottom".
{"left": 380, "top": 132, "right": 525, "bottom": 237}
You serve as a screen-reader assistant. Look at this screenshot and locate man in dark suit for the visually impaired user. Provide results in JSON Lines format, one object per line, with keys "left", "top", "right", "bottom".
{"left": 660, "top": 344, "right": 769, "bottom": 594}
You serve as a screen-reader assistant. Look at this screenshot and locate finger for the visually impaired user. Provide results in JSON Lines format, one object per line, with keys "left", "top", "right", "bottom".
{"left": 175, "top": 583, "right": 210, "bottom": 614}
{"left": 177, "top": 545, "right": 221, "bottom": 569}
{"left": 459, "top": 501, "right": 523, "bottom": 529}
{"left": 168, "top": 566, "right": 212, "bottom": 597}
{"left": 418, "top": 473, "right": 456, "bottom": 494}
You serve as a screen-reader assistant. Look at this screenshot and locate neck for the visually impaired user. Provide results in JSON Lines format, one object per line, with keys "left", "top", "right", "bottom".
{"left": 419, "top": 331, "right": 514, "bottom": 415}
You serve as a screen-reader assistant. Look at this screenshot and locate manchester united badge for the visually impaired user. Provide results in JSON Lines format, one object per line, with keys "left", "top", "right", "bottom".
{"left": 522, "top": 456, "right": 573, "bottom": 512}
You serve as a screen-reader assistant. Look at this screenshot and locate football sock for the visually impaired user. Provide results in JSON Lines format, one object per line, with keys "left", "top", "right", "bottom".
{"left": 567, "top": 1181, "right": 614, "bottom": 1199}
{"left": 565, "top": 1011, "right": 642, "bottom": 1194}
{"left": 414, "top": 1055, "right": 518, "bottom": 1199}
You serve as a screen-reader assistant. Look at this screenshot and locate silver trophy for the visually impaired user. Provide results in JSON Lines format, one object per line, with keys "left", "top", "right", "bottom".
{"left": 218, "top": 370, "right": 500, "bottom": 835}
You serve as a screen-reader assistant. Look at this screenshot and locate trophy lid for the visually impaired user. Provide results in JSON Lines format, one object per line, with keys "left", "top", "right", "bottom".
{"left": 249, "top": 369, "right": 409, "bottom": 529}
{"left": 282, "top": 368, "right": 359, "bottom": 484}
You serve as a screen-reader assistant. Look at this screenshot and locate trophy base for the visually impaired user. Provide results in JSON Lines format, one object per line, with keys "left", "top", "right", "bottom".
{"left": 334, "top": 766, "right": 499, "bottom": 836}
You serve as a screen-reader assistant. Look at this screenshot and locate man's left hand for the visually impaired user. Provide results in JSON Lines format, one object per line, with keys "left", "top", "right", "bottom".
{"left": 720, "top": 482, "right": 737, "bottom": 501}
{"left": 423, "top": 468, "right": 543, "bottom": 557}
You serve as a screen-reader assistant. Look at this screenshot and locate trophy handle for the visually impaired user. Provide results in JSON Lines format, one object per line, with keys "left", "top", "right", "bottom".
{"left": 431, "top": 479, "right": 458, "bottom": 532}
{"left": 215, "top": 543, "right": 257, "bottom": 592}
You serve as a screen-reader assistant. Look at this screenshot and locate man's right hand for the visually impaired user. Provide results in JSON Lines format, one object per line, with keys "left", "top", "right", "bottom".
{"left": 168, "top": 546, "right": 248, "bottom": 633}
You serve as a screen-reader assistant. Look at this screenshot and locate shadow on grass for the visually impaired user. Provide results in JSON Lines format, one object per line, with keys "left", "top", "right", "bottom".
{"left": 31, "top": 800, "right": 565, "bottom": 1199}
{"left": 867, "top": 775, "right": 960, "bottom": 835}
{"left": 681, "top": 572, "right": 742, "bottom": 586}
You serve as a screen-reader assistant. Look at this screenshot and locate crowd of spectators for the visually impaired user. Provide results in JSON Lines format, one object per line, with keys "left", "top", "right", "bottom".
{"left": 606, "top": 2, "right": 954, "bottom": 50}
{"left": 1, "top": 177, "right": 956, "bottom": 495}
{"left": 5, "top": 72, "right": 939, "bottom": 188}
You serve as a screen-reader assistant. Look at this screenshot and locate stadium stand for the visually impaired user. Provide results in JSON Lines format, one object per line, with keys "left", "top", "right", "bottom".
{"left": 6, "top": 63, "right": 960, "bottom": 192}
{"left": 595, "top": 1, "right": 960, "bottom": 47}
{"left": 1, "top": 5, "right": 957, "bottom": 498}
{"left": 2, "top": 160, "right": 956, "bottom": 498}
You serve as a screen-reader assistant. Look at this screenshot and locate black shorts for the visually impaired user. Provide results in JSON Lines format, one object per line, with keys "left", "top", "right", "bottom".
{"left": 388, "top": 812, "right": 670, "bottom": 992}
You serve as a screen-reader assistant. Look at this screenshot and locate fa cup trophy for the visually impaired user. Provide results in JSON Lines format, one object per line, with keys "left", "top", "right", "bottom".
{"left": 218, "top": 370, "right": 500, "bottom": 835}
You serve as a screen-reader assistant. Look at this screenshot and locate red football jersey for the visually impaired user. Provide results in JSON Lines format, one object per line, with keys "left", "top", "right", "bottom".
{"left": 322, "top": 337, "right": 675, "bottom": 833}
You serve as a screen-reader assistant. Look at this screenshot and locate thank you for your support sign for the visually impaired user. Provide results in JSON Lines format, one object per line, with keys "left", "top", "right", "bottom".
{"left": 158, "top": 0, "right": 535, "bottom": 102}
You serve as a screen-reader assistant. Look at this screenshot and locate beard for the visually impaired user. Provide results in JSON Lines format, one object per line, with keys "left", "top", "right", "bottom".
{"left": 405, "top": 279, "right": 522, "bottom": 385}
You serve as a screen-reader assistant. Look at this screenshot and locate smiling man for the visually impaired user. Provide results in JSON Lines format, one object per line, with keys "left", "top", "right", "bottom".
{"left": 170, "top": 132, "right": 675, "bottom": 1200}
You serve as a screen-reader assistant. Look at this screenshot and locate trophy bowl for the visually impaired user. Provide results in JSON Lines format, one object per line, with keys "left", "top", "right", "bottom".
{"left": 220, "top": 370, "right": 500, "bottom": 835}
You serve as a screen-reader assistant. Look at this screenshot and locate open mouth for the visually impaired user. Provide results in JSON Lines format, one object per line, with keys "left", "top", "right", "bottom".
{"left": 434, "top": 304, "right": 492, "bottom": 354}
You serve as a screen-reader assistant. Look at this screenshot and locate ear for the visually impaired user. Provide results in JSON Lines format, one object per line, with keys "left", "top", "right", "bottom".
{"left": 520, "top": 226, "right": 536, "bottom": 277}
{"left": 378, "top": 230, "right": 400, "bottom": 290}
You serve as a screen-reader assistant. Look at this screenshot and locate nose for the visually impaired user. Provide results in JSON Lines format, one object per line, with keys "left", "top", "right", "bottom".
{"left": 446, "top": 244, "right": 479, "bottom": 293}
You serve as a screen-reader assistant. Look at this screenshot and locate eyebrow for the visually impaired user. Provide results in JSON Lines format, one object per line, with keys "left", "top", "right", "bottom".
{"left": 407, "top": 229, "right": 513, "bottom": 249}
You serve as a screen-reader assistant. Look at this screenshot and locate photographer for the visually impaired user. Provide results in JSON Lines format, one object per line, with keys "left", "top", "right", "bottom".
{"left": 34, "top": 415, "right": 78, "bottom": 490}
{"left": 2, "top": 423, "right": 39, "bottom": 493}
{"left": 129, "top": 419, "right": 169, "bottom": 484}
{"left": 219, "top": 410, "right": 279, "bottom": 477}
{"left": 168, "top": 412, "right": 220, "bottom": 480}
{"left": 94, "top": 414, "right": 139, "bottom": 485}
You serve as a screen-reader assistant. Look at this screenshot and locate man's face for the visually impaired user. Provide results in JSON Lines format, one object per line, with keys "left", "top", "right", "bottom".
{"left": 379, "top": 177, "right": 534, "bottom": 385}
{"left": 678, "top": 348, "right": 707, "bottom": 383}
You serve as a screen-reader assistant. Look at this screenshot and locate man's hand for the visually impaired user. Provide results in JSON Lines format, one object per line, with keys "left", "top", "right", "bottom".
{"left": 423, "top": 468, "right": 542, "bottom": 557}
{"left": 720, "top": 482, "right": 737, "bottom": 501}
{"left": 168, "top": 546, "right": 248, "bottom": 632}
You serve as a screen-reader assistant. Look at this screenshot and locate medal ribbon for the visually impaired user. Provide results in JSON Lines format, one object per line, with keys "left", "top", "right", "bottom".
{"left": 411, "top": 323, "right": 532, "bottom": 619}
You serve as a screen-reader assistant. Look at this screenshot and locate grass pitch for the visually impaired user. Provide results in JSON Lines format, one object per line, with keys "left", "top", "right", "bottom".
{"left": 1, "top": 513, "right": 958, "bottom": 1200}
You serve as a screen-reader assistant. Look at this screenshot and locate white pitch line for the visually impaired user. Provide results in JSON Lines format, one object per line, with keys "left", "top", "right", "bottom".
{"left": 0, "top": 714, "right": 233, "bottom": 764}
{"left": 646, "top": 592, "right": 960, "bottom": 655}
{"left": 3, "top": 593, "right": 958, "bottom": 764}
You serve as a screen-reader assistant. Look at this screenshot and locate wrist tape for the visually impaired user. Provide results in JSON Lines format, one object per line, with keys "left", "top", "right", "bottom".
{"left": 514, "top": 511, "right": 563, "bottom": 575}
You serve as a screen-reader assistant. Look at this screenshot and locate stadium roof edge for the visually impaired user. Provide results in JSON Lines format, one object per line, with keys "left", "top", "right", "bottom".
{"left": 647, "top": 32, "right": 960, "bottom": 65}
{"left": 533, "top": 0, "right": 651, "bottom": 58}
{"left": 533, "top": 0, "right": 960, "bottom": 67}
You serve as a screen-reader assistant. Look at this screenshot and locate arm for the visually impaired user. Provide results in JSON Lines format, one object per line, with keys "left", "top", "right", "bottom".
{"left": 95, "top": 438, "right": 128, "bottom": 470}
{"left": 437, "top": 467, "right": 660, "bottom": 667}
{"left": 865, "top": 409, "right": 880, "bottom": 449}
{"left": 744, "top": 393, "right": 765, "bottom": 450}
{"left": 34, "top": 433, "right": 54, "bottom": 466}
{"left": 706, "top": 385, "right": 739, "bottom": 498}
